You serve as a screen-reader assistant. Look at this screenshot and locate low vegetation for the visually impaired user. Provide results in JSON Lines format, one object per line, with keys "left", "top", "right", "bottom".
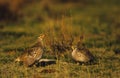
{"left": 0, "top": 0, "right": 120, "bottom": 78}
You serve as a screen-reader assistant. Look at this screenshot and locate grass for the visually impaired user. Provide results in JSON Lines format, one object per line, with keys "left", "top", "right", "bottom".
{"left": 0, "top": 0, "right": 120, "bottom": 78}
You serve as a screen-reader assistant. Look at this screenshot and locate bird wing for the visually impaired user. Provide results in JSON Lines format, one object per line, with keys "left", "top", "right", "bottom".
{"left": 33, "top": 48, "right": 43, "bottom": 60}
{"left": 81, "top": 48, "right": 94, "bottom": 59}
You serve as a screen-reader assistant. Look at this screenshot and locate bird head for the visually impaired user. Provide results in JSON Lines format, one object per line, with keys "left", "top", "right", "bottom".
{"left": 71, "top": 45, "right": 77, "bottom": 50}
{"left": 38, "top": 34, "right": 45, "bottom": 41}
{"left": 14, "top": 57, "right": 20, "bottom": 62}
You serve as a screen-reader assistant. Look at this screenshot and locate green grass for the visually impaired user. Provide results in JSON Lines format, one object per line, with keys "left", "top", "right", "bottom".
{"left": 0, "top": 0, "right": 120, "bottom": 78}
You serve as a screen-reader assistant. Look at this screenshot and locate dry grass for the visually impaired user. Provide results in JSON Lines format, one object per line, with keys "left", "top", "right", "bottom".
{"left": 0, "top": 0, "right": 120, "bottom": 78}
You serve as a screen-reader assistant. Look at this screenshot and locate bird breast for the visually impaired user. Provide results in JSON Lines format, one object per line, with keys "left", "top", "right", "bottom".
{"left": 72, "top": 49, "right": 90, "bottom": 62}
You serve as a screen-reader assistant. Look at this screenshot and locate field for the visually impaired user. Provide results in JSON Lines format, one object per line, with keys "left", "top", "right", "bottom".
{"left": 0, "top": 0, "right": 120, "bottom": 78}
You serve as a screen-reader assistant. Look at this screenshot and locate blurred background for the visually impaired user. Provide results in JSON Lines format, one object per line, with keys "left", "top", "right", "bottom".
{"left": 0, "top": 0, "right": 120, "bottom": 52}
{"left": 0, "top": 0, "right": 120, "bottom": 78}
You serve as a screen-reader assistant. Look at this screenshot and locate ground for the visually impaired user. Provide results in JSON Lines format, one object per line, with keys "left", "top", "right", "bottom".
{"left": 0, "top": 0, "right": 120, "bottom": 78}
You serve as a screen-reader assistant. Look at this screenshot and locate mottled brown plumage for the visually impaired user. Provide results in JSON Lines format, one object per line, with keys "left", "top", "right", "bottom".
{"left": 15, "top": 34, "right": 45, "bottom": 67}
{"left": 72, "top": 46, "right": 94, "bottom": 63}
{"left": 72, "top": 36, "right": 94, "bottom": 63}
